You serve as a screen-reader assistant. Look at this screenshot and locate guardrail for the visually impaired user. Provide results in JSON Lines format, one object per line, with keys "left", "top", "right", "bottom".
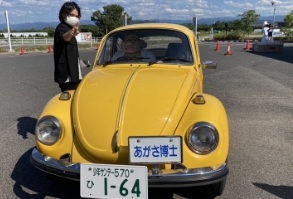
{"left": 0, "top": 37, "right": 103, "bottom": 47}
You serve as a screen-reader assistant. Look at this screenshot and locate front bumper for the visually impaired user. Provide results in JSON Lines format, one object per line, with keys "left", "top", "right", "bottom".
{"left": 30, "top": 148, "right": 229, "bottom": 187}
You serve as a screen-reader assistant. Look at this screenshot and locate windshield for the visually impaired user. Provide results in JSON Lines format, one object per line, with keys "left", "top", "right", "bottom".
{"left": 96, "top": 29, "right": 194, "bottom": 66}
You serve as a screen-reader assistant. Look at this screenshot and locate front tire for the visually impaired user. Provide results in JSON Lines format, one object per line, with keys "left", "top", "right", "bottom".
{"left": 202, "top": 177, "right": 227, "bottom": 197}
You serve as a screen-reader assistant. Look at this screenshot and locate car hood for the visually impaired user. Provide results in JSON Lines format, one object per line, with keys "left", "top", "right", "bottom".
{"left": 72, "top": 66, "right": 191, "bottom": 163}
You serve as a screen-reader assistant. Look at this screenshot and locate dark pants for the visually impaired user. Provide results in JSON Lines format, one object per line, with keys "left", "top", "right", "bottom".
{"left": 59, "top": 82, "right": 80, "bottom": 92}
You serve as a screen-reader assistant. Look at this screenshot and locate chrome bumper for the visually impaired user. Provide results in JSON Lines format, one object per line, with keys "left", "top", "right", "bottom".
{"left": 30, "top": 148, "right": 229, "bottom": 187}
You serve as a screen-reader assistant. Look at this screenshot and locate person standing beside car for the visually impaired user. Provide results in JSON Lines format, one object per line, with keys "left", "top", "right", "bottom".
{"left": 54, "top": 1, "right": 82, "bottom": 92}
{"left": 267, "top": 25, "right": 274, "bottom": 41}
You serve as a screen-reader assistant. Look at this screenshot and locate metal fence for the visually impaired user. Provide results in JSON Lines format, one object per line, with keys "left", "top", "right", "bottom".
{"left": 0, "top": 37, "right": 103, "bottom": 47}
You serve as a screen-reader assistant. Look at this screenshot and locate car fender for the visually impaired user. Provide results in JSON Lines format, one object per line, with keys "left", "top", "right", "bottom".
{"left": 175, "top": 93, "right": 229, "bottom": 169}
{"left": 36, "top": 91, "right": 75, "bottom": 160}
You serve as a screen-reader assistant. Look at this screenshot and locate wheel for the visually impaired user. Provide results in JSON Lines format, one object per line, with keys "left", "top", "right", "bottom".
{"left": 202, "top": 177, "right": 227, "bottom": 197}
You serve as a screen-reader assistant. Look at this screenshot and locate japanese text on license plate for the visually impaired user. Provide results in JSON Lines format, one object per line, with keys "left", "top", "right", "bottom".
{"left": 80, "top": 164, "right": 148, "bottom": 199}
{"left": 129, "top": 136, "right": 182, "bottom": 164}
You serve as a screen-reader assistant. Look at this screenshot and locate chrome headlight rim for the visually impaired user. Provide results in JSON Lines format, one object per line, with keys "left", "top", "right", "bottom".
{"left": 35, "top": 115, "right": 62, "bottom": 145}
{"left": 186, "top": 122, "right": 219, "bottom": 155}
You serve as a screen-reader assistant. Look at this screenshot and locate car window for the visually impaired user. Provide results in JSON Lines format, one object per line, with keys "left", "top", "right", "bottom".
{"left": 96, "top": 29, "right": 194, "bottom": 66}
{"left": 97, "top": 37, "right": 114, "bottom": 65}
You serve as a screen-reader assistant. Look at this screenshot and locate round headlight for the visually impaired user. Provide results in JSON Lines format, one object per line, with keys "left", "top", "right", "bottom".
{"left": 35, "top": 116, "right": 62, "bottom": 145}
{"left": 186, "top": 122, "right": 218, "bottom": 154}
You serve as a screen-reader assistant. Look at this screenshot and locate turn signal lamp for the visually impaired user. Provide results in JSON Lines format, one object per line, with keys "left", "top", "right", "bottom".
{"left": 192, "top": 95, "right": 205, "bottom": 104}
{"left": 59, "top": 91, "right": 71, "bottom": 100}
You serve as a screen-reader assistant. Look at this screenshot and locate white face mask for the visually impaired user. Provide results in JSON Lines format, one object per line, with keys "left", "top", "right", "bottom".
{"left": 65, "top": 16, "right": 79, "bottom": 27}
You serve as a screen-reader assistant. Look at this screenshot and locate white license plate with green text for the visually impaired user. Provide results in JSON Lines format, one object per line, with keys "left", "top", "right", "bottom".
{"left": 80, "top": 163, "right": 148, "bottom": 199}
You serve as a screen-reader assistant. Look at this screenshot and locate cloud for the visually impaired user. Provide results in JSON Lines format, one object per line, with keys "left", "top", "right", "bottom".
{"left": 224, "top": 1, "right": 253, "bottom": 7}
{"left": 0, "top": 0, "right": 12, "bottom": 6}
{"left": 12, "top": 0, "right": 55, "bottom": 6}
{"left": 0, "top": 0, "right": 293, "bottom": 24}
{"left": 195, "top": 0, "right": 209, "bottom": 8}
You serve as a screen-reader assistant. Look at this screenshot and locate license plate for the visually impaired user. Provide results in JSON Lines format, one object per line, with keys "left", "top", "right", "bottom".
{"left": 129, "top": 136, "right": 182, "bottom": 164}
{"left": 80, "top": 164, "right": 148, "bottom": 199}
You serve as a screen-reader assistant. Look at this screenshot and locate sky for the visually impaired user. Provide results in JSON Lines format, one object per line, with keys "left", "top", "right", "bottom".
{"left": 0, "top": 0, "right": 291, "bottom": 24}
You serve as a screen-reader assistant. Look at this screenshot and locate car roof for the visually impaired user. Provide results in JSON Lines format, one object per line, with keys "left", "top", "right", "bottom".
{"left": 109, "top": 23, "right": 195, "bottom": 37}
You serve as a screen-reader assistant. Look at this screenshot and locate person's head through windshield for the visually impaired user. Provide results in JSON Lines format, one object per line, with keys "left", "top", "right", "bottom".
{"left": 122, "top": 33, "right": 146, "bottom": 57}
{"left": 111, "top": 32, "right": 156, "bottom": 62}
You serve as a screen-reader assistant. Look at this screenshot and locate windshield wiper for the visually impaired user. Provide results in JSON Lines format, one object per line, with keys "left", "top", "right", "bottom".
{"left": 148, "top": 57, "right": 190, "bottom": 66}
{"left": 102, "top": 61, "right": 114, "bottom": 67}
{"left": 102, "top": 56, "right": 152, "bottom": 67}
{"left": 115, "top": 56, "right": 151, "bottom": 61}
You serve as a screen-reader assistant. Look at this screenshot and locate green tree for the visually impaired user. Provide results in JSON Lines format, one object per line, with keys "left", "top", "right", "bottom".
{"left": 182, "top": 23, "right": 212, "bottom": 33}
{"left": 284, "top": 11, "right": 293, "bottom": 27}
{"left": 214, "top": 20, "right": 224, "bottom": 30}
{"left": 282, "top": 11, "right": 293, "bottom": 37}
{"left": 230, "top": 20, "right": 245, "bottom": 39}
{"left": 238, "top": 10, "right": 260, "bottom": 38}
{"left": 91, "top": 4, "right": 132, "bottom": 36}
{"left": 198, "top": 24, "right": 211, "bottom": 32}
{"left": 43, "top": 27, "right": 55, "bottom": 37}
{"left": 182, "top": 23, "right": 193, "bottom": 30}
{"left": 80, "top": 25, "right": 100, "bottom": 37}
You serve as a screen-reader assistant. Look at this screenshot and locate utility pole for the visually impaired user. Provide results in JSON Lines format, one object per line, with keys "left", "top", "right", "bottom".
{"left": 124, "top": 13, "right": 127, "bottom": 26}
{"left": 271, "top": 0, "right": 276, "bottom": 27}
{"left": 4, "top": 11, "right": 12, "bottom": 52}
{"left": 193, "top": 17, "right": 197, "bottom": 37}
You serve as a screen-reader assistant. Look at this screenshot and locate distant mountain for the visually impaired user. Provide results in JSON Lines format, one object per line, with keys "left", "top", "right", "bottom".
{"left": 0, "top": 20, "right": 95, "bottom": 30}
{"left": 0, "top": 16, "right": 286, "bottom": 30}
{"left": 195, "top": 15, "right": 285, "bottom": 24}
{"left": 0, "top": 21, "right": 58, "bottom": 30}
{"left": 132, "top": 15, "right": 285, "bottom": 25}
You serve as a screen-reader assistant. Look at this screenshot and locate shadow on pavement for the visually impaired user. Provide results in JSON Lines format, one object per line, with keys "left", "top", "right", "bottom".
{"left": 149, "top": 187, "right": 218, "bottom": 199}
{"left": 17, "top": 116, "right": 37, "bottom": 139}
{"left": 247, "top": 45, "right": 293, "bottom": 64}
{"left": 252, "top": 182, "right": 293, "bottom": 199}
{"left": 11, "top": 147, "right": 81, "bottom": 199}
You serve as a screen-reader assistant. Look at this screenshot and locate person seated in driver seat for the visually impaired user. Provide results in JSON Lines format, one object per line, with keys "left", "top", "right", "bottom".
{"left": 112, "top": 33, "right": 156, "bottom": 62}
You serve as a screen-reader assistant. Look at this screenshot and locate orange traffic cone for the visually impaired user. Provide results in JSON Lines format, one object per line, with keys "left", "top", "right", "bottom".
{"left": 20, "top": 46, "right": 25, "bottom": 55}
{"left": 96, "top": 43, "right": 100, "bottom": 50}
{"left": 245, "top": 40, "right": 251, "bottom": 50}
{"left": 48, "top": 45, "right": 53, "bottom": 53}
{"left": 215, "top": 41, "right": 221, "bottom": 51}
{"left": 225, "top": 42, "right": 232, "bottom": 55}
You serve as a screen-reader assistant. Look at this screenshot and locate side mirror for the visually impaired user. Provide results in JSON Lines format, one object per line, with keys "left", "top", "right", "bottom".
{"left": 80, "top": 59, "right": 91, "bottom": 68}
{"left": 201, "top": 61, "right": 217, "bottom": 69}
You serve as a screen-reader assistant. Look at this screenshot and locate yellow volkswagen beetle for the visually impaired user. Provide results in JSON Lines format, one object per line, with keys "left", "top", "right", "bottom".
{"left": 30, "top": 23, "right": 229, "bottom": 198}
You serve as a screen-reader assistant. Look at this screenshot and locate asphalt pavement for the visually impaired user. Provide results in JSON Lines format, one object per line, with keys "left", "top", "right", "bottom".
{"left": 0, "top": 43, "right": 293, "bottom": 199}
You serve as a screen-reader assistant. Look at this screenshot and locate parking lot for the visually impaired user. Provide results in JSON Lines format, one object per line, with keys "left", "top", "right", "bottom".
{"left": 0, "top": 42, "right": 292, "bottom": 199}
